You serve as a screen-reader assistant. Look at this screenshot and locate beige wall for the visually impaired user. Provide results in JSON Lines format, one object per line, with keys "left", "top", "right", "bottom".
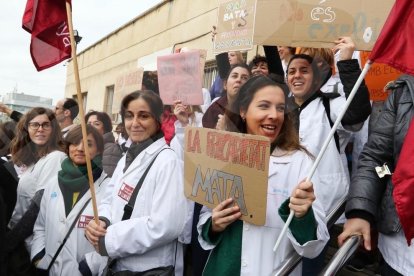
{"left": 65, "top": 0, "right": 260, "bottom": 114}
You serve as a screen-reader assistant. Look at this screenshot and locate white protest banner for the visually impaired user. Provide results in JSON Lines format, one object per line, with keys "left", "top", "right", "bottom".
{"left": 184, "top": 126, "right": 270, "bottom": 225}
{"left": 157, "top": 51, "right": 203, "bottom": 105}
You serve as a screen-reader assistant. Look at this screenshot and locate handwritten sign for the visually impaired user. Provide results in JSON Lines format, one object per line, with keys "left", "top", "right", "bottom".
{"left": 214, "top": 0, "right": 258, "bottom": 53}
{"left": 157, "top": 51, "right": 203, "bottom": 105}
{"left": 184, "top": 127, "right": 270, "bottom": 225}
{"left": 248, "top": 0, "right": 394, "bottom": 51}
{"left": 112, "top": 68, "right": 144, "bottom": 114}
{"left": 360, "top": 51, "right": 402, "bottom": 101}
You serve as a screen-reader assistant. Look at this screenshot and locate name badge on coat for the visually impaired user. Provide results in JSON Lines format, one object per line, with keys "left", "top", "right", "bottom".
{"left": 118, "top": 183, "right": 134, "bottom": 201}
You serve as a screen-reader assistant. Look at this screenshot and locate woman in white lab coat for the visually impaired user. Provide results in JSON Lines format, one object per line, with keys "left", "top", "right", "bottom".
{"left": 85, "top": 90, "right": 187, "bottom": 274}
{"left": 198, "top": 75, "right": 329, "bottom": 275}
{"left": 31, "top": 125, "right": 109, "bottom": 275}
{"left": 6, "top": 107, "right": 66, "bottom": 275}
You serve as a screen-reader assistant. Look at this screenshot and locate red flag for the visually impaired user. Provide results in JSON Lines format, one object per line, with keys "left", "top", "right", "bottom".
{"left": 22, "top": 0, "right": 72, "bottom": 71}
{"left": 369, "top": 0, "right": 414, "bottom": 75}
{"left": 392, "top": 117, "right": 414, "bottom": 245}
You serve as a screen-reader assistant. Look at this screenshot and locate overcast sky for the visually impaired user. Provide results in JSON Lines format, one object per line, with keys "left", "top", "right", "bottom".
{"left": 0, "top": 0, "right": 163, "bottom": 105}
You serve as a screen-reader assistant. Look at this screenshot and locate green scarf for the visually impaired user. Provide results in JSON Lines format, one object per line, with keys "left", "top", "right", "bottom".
{"left": 58, "top": 155, "right": 103, "bottom": 216}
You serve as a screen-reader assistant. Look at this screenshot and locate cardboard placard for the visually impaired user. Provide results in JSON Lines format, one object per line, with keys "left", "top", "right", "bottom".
{"left": 360, "top": 51, "right": 402, "bottom": 101}
{"left": 112, "top": 68, "right": 144, "bottom": 114}
{"left": 216, "top": 0, "right": 394, "bottom": 52}
{"left": 214, "top": 0, "right": 258, "bottom": 53}
{"left": 184, "top": 127, "right": 270, "bottom": 225}
{"left": 157, "top": 51, "right": 203, "bottom": 105}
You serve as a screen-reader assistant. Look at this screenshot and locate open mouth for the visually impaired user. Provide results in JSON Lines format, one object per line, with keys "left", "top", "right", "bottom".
{"left": 261, "top": 124, "right": 277, "bottom": 134}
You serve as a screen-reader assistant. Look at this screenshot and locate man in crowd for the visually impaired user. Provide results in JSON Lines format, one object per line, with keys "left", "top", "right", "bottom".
{"left": 54, "top": 98, "right": 79, "bottom": 137}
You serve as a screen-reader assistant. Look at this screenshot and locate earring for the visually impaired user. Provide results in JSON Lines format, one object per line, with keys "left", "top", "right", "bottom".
{"left": 242, "top": 117, "right": 246, "bottom": 122}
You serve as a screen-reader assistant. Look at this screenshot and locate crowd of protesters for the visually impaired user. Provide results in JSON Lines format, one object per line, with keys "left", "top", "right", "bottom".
{"left": 0, "top": 32, "right": 412, "bottom": 276}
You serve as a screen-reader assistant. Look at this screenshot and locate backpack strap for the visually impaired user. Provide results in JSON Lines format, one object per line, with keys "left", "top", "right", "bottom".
{"left": 321, "top": 95, "right": 341, "bottom": 153}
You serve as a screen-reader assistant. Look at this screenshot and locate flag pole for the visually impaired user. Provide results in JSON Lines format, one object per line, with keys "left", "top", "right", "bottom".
{"left": 273, "top": 62, "right": 373, "bottom": 254}
{"left": 65, "top": 2, "right": 99, "bottom": 224}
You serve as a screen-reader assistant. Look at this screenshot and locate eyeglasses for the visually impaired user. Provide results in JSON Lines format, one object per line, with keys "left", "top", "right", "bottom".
{"left": 28, "top": 122, "right": 52, "bottom": 130}
{"left": 124, "top": 111, "right": 154, "bottom": 122}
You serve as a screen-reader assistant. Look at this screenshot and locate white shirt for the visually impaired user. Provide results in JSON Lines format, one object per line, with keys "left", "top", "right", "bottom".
{"left": 198, "top": 149, "right": 329, "bottom": 275}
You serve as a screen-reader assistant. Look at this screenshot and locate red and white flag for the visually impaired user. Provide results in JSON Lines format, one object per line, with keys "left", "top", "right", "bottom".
{"left": 369, "top": 0, "right": 414, "bottom": 75}
{"left": 22, "top": 0, "right": 72, "bottom": 71}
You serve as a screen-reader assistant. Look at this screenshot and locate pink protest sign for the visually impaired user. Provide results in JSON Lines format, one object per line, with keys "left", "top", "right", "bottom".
{"left": 157, "top": 51, "right": 203, "bottom": 105}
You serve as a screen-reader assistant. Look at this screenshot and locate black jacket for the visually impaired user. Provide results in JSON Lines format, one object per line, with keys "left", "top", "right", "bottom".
{"left": 346, "top": 75, "right": 414, "bottom": 234}
{"left": 337, "top": 59, "right": 371, "bottom": 127}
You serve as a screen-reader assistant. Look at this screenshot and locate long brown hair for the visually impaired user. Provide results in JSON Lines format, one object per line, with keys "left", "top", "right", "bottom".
{"left": 226, "top": 75, "right": 310, "bottom": 154}
{"left": 11, "top": 107, "right": 64, "bottom": 166}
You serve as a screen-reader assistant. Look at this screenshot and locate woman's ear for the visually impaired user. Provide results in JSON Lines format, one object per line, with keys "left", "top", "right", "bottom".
{"left": 240, "top": 108, "right": 246, "bottom": 120}
{"left": 223, "top": 80, "right": 228, "bottom": 91}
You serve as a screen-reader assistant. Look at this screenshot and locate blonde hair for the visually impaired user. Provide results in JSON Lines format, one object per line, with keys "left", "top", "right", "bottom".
{"left": 298, "top": 47, "right": 334, "bottom": 67}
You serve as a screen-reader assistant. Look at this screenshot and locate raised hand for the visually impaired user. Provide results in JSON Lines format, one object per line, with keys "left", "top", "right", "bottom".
{"left": 333, "top": 36, "right": 356, "bottom": 61}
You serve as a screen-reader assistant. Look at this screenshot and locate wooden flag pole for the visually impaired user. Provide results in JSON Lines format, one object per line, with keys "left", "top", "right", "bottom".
{"left": 272, "top": 62, "right": 373, "bottom": 255}
{"left": 65, "top": 2, "right": 99, "bottom": 224}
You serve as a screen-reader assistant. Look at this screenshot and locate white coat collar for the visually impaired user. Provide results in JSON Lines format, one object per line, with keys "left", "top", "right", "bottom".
{"left": 269, "top": 147, "right": 295, "bottom": 177}
{"left": 123, "top": 137, "right": 167, "bottom": 177}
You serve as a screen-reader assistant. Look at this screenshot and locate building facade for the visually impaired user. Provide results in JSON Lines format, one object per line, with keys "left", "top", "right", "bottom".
{"left": 64, "top": 0, "right": 261, "bottom": 118}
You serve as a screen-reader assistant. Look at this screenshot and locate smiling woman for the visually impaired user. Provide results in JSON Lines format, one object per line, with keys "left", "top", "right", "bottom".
{"left": 197, "top": 75, "right": 329, "bottom": 276}
{"left": 85, "top": 90, "right": 188, "bottom": 274}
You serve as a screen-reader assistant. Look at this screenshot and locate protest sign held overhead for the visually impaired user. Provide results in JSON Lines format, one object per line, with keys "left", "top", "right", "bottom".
{"left": 184, "top": 127, "right": 270, "bottom": 226}
{"left": 113, "top": 68, "right": 144, "bottom": 115}
{"left": 214, "top": 0, "right": 258, "bottom": 53}
{"left": 157, "top": 51, "right": 203, "bottom": 105}
{"left": 215, "top": 0, "right": 394, "bottom": 52}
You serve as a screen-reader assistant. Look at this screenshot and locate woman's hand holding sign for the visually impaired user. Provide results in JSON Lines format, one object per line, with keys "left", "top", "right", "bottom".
{"left": 211, "top": 198, "right": 242, "bottom": 233}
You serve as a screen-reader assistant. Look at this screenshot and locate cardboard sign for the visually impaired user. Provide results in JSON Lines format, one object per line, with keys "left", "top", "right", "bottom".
{"left": 214, "top": 0, "right": 258, "bottom": 53}
{"left": 184, "top": 127, "right": 270, "bottom": 225}
{"left": 112, "top": 68, "right": 144, "bottom": 114}
{"left": 157, "top": 51, "right": 203, "bottom": 105}
{"left": 360, "top": 51, "right": 402, "bottom": 101}
{"left": 216, "top": 0, "right": 394, "bottom": 51}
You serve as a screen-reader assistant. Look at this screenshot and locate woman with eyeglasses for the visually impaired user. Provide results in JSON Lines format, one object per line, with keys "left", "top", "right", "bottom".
{"left": 85, "top": 111, "right": 125, "bottom": 177}
{"left": 6, "top": 107, "right": 66, "bottom": 275}
{"left": 85, "top": 91, "right": 187, "bottom": 275}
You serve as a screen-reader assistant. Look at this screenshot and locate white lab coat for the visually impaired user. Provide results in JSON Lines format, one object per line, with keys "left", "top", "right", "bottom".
{"left": 298, "top": 97, "right": 351, "bottom": 215}
{"left": 98, "top": 138, "right": 187, "bottom": 274}
{"left": 170, "top": 115, "right": 203, "bottom": 245}
{"left": 198, "top": 148, "right": 329, "bottom": 276}
{"left": 9, "top": 150, "right": 67, "bottom": 250}
{"left": 31, "top": 172, "right": 110, "bottom": 276}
